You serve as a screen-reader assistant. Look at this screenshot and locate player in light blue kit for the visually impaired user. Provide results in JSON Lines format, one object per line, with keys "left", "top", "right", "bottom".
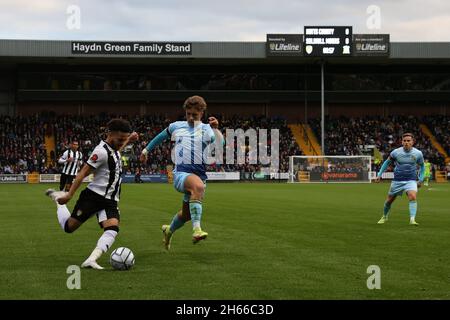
{"left": 375, "top": 133, "right": 425, "bottom": 226}
{"left": 140, "top": 96, "right": 224, "bottom": 250}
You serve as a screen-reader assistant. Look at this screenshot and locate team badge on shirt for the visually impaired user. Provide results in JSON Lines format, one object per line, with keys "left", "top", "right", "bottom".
{"left": 90, "top": 154, "right": 98, "bottom": 162}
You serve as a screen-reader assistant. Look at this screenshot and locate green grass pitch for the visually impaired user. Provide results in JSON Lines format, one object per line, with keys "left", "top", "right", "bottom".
{"left": 0, "top": 182, "right": 449, "bottom": 299}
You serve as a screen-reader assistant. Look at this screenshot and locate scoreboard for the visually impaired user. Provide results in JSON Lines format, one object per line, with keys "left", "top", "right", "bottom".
{"left": 265, "top": 27, "right": 388, "bottom": 58}
{"left": 304, "top": 26, "right": 352, "bottom": 57}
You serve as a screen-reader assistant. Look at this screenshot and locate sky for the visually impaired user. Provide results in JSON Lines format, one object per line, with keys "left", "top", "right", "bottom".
{"left": 1, "top": 0, "right": 449, "bottom": 41}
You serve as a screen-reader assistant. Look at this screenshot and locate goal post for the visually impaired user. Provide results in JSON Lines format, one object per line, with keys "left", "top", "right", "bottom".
{"left": 288, "top": 155, "right": 372, "bottom": 183}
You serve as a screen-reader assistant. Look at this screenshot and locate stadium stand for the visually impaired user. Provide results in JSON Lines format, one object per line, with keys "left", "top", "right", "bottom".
{"left": 3, "top": 112, "right": 448, "bottom": 177}
{"left": 422, "top": 116, "right": 450, "bottom": 159}
{"left": 0, "top": 115, "right": 48, "bottom": 174}
{"left": 0, "top": 113, "right": 302, "bottom": 175}
{"left": 308, "top": 115, "right": 448, "bottom": 171}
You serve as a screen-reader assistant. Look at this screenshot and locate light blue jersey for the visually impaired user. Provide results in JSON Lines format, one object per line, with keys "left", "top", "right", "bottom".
{"left": 377, "top": 146, "right": 424, "bottom": 221}
{"left": 168, "top": 121, "right": 215, "bottom": 181}
{"left": 389, "top": 147, "right": 424, "bottom": 182}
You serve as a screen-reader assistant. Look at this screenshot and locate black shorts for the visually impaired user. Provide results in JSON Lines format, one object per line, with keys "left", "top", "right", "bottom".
{"left": 71, "top": 188, "right": 120, "bottom": 226}
{"left": 60, "top": 173, "right": 75, "bottom": 190}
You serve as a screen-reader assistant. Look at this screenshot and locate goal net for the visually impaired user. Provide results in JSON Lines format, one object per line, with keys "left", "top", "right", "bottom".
{"left": 288, "top": 156, "right": 372, "bottom": 183}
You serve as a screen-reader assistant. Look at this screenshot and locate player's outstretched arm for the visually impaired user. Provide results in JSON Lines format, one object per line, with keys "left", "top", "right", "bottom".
{"left": 375, "top": 157, "right": 392, "bottom": 182}
{"left": 208, "top": 116, "right": 224, "bottom": 145}
{"left": 119, "top": 131, "right": 139, "bottom": 152}
{"left": 140, "top": 129, "right": 170, "bottom": 162}
{"left": 57, "top": 164, "right": 93, "bottom": 205}
{"left": 213, "top": 128, "right": 224, "bottom": 145}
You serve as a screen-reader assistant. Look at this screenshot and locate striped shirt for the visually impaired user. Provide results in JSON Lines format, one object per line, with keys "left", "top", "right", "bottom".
{"left": 59, "top": 149, "right": 83, "bottom": 176}
{"left": 86, "top": 141, "right": 123, "bottom": 202}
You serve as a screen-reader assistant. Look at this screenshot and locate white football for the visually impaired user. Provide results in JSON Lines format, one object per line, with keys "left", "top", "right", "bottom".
{"left": 110, "top": 247, "right": 135, "bottom": 270}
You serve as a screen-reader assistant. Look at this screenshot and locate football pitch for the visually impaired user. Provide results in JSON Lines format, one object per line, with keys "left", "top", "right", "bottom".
{"left": 1, "top": 182, "right": 449, "bottom": 300}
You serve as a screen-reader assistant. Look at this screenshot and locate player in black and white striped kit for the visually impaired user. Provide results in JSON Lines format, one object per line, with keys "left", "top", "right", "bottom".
{"left": 58, "top": 141, "right": 83, "bottom": 191}
{"left": 45, "top": 119, "right": 138, "bottom": 270}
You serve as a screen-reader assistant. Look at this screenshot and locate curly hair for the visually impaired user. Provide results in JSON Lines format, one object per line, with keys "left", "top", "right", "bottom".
{"left": 182, "top": 95, "right": 207, "bottom": 112}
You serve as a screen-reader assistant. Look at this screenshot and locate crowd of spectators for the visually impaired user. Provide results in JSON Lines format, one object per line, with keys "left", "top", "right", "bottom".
{"left": 49, "top": 114, "right": 171, "bottom": 175}
{"left": 2, "top": 113, "right": 448, "bottom": 176}
{"left": 422, "top": 116, "right": 450, "bottom": 157}
{"left": 0, "top": 115, "right": 48, "bottom": 174}
{"left": 1, "top": 113, "right": 302, "bottom": 175}
{"left": 309, "top": 115, "right": 448, "bottom": 171}
{"left": 212, "top": 115, "right": 302, "bottom": 174}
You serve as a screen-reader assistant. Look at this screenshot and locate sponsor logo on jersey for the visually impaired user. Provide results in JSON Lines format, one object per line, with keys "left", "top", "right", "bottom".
{"left": 90, "top": 154, "right": 98, "bottom": 162}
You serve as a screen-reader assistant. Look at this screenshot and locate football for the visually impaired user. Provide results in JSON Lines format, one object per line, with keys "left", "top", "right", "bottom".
{"left": 110, "top": 247, "right": 135, "bottom": 270}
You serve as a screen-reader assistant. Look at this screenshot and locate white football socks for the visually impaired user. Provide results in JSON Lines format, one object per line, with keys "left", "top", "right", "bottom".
{"left": 56, "top": 204, "right": 71, "bottom": 231}
{"left": 85, "top": 230, "right": 117, "bottom": 263}
{"left": 96, "top": 230, "right": 118, "bottom": 253}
